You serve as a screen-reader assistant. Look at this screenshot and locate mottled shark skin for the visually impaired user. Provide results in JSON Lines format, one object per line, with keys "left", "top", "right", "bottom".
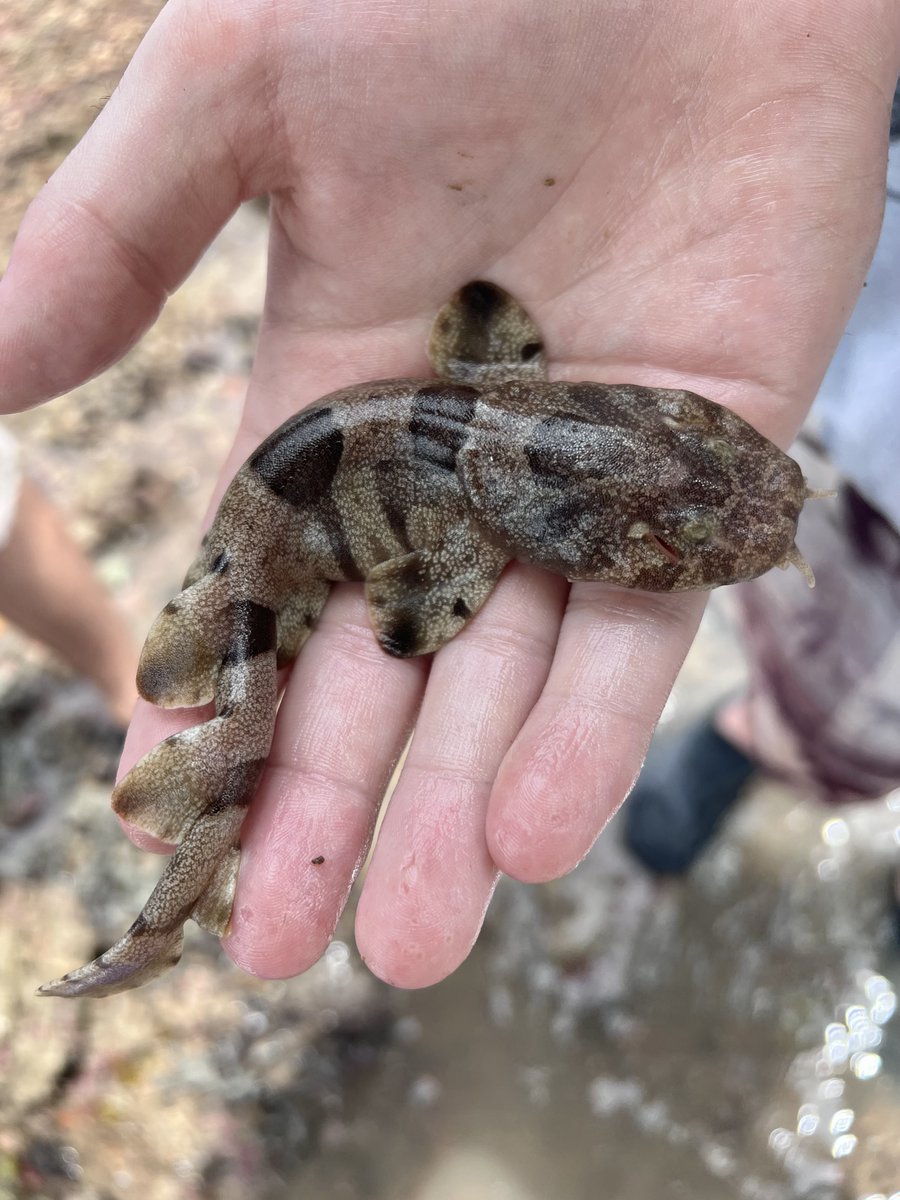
{"left": 39, "top": 280, "right": 813, "bottom": 998}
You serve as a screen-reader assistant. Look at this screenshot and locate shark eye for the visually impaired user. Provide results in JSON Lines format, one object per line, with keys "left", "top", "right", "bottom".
{"left": 704, "top": 437, "right": 736, "bottom": 465}
{"left": 681, "top": 517, "right": 715, "bottom": 545}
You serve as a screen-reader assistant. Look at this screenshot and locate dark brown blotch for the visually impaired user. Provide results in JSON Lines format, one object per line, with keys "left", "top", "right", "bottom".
{"left": 222, "top": 600, "right": 277, "bottom": 666}
{"left": 317, "top": 494, "right": 363, "bottom": 580}
{"left": 530, "top": 494, "right": 590, "bottom": 543}
{"left": 458, "top": 280, "right": 506, "bottom": 321}
{"left": 374, "top": 460, "right": 413, "bottom": 551}
{"left": 380, "top": 619, "right": 418, "bottom": 658}
{"left": 525, "top": 413, "right": 588, "bottom": 487}
{"left": 205, "top": 757, "right": 268, "bottom": 814}
{"left": 137, "top": 658, "right": 184, "bottom": 702}
{"left": 251, "top": 404, "right": 344, "bottom": 509}
{"left": 410, "top": 384, "right": 478, "bottom": 473}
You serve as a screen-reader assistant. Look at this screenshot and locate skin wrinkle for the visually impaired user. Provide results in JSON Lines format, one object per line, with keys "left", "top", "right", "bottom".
{"left": 491, "top": 717, "right": 633, "bottom": 876}
{"left": 64, "top": 195, "right": 173, "bottom": 309}
{"left": 249, "top": 4, "right": 297, "bottom": 193}
{"left": 545, "top": 270, "right": 802, "bottom": 413}
{"left": 517, "top": 705, "right": 610, "bottom": 815}
{"left": 446, "top": 122, "right": 602, "bottom": 280}
{"left": 82, "top": 48, "right": 248, "bottom": 266}
{"left": 0, "top": 216, "right": 160, "bottom": 400}
{"left": 427, "top": 703, "right": 509, "bottom": 779}
{"left": 400, "top": 574, "right": 562, "bottom": 777}
{"left": 175, "top": 55, "right": 301, "bottom": 208}
{"left": 261, "top": 785, "right": 376, "bottom": 875}
{"left": 271, "top": 669, "right": 421, "bottom": 786}
{"left": 367, "top": 806, "right": 501, "bottom": 974}
{"left": 283, "top": 711, "right": 411, "bottom": 782}
{"left": 544, "top": 611, "right": 704, "bottom": 732}
{"left": 368, "top": 778, "right": 496, "bottom": 905}
{"left": 449, "top": 610, "right": 561, "bottom": 666}
{"left": 400, "top": 777, "right": 489, "bottom": 854}
{"left": 544, "top": 77, "right": 881, "bottom": 400}
{"left": 563, "top": 582, "right": 700, "bottom": 632}
{"left": 399, "top": 757, "right": 498, "bottom": 795}
{"left": 429, "top": 631, "right": 553, "bottom": 744}
{"left": 560, "top": 638, "right": 687, "bottom": 705}
{"left": 260, "top": 24, "right": 614, "bottom": 309}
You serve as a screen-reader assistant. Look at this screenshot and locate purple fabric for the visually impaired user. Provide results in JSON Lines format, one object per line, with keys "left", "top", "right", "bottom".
{"left": 738, "top": 437, "right": 900, "bottom": 804}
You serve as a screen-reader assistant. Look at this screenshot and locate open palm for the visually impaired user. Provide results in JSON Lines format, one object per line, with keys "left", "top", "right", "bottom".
{"left": 2, "top": 0, "right": 897, "bottom": 987}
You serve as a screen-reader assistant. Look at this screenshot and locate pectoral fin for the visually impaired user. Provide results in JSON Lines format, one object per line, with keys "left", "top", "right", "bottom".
{"left": 365, "top": 534, "right": 508, "bottom": 658}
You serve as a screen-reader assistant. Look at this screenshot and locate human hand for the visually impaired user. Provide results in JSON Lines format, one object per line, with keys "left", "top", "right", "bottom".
{"left": 2, "top": 0, "right": 897, "bottom": 988}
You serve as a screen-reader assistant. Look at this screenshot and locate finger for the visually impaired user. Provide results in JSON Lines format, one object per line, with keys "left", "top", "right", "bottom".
{"left": 221, "top": 585, "right": 427, "bottom": 979}
{"left": 0, "top": 4, "right": 278, "bottom": 410}
{"left": 487, "top": 583, "right": 705, "bottom": 883}
{"left": 356, "top": 563, "right": 566, "bottom": 988}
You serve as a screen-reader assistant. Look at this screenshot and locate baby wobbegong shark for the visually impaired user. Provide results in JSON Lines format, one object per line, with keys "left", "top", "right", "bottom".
{"left": 40, "top": 281, "right": 817, "bottom": 998}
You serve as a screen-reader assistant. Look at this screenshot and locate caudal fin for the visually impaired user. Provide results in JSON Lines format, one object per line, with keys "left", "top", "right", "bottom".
{"left": 38, "top": 919, "right": 185, "bottom": 999}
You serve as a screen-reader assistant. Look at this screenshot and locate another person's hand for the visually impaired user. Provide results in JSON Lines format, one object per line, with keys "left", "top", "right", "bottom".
{"left": 2, "top": 0, "right": 897, "bottom": 987}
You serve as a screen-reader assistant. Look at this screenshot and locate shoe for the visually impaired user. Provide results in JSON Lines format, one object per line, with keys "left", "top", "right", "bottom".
{"left": 623, "top": 717, "right": 758, "bottom": 875}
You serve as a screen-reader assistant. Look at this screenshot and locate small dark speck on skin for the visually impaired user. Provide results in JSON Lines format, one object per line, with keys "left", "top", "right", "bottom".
{"left": 457, "top": 150, "right": 474, "bottom": 159}
{"left": 544, "top": 177, "right": 556, "bottom": 186}
{"left": 311, "top": 856, "right": 325, "bottom": 865}
{"left": 448, "top": 182, "right": 465, "bottom": 191}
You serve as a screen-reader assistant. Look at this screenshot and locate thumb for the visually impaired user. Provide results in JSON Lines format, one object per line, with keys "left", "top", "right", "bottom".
{"left": 0, "top": 3, "right": 278, "bottom": 411}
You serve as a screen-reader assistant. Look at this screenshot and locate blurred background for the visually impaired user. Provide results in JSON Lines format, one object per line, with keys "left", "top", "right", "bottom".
{"left": 1, "top": 4, "right": 898, "bottom": 1197}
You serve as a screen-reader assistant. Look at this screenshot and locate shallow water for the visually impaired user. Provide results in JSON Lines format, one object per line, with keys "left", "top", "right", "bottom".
{"left": 283, "top": 802, "right": 900, "bottom": 1200}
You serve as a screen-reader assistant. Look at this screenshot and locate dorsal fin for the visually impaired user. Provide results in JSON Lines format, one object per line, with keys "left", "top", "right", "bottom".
{"left": 428, "top": 280, "right": 546, "bottom": 384}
